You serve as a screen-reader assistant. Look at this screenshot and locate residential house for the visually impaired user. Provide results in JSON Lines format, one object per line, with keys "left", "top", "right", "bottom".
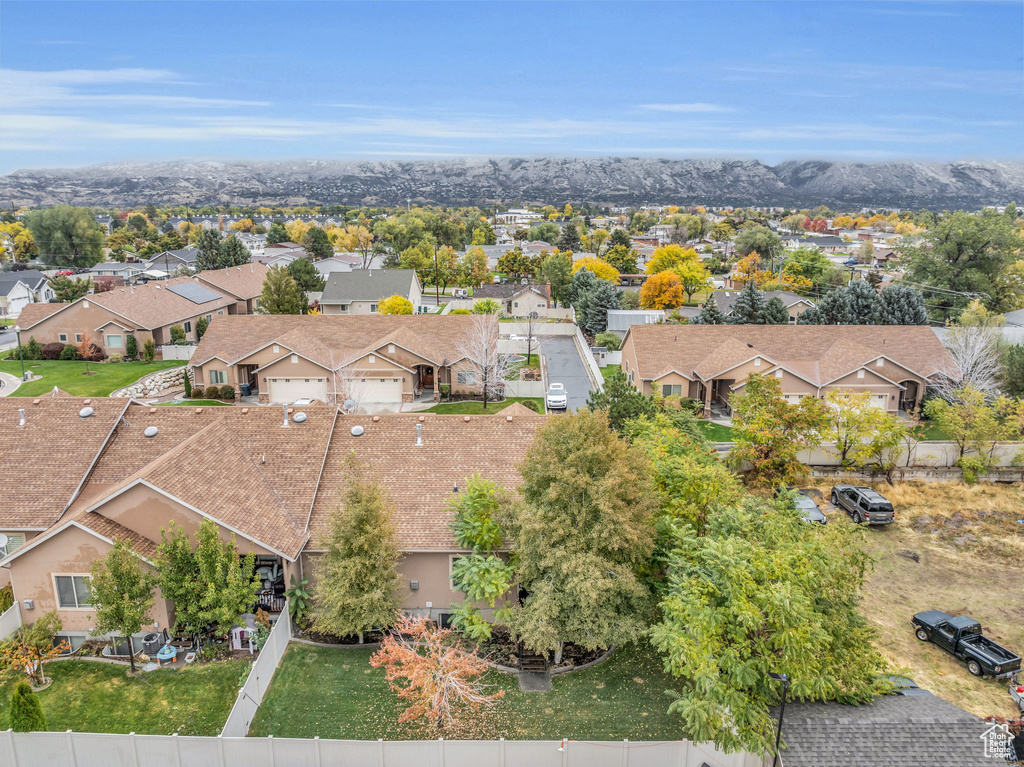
{"left": 87, "top": 262, "right": 146, "bottom": 281}
{"left": 471, "top": 281, "right": 557, "bottom": 318}
{"left": 0, "top": 399, "right": 546, "bottom": 642}
{"left": 193, "top": 262, "right": 271, "bottom": 314}
{"left": 781, "top": 234, "right": 847, "bottom": 253}
{"left": 606, "top": 309, "right": 666, "bottom": 339}
{"left": 318, "top": 269, "right": 422, "bottom": 315}
{"left": 189, "top": 313, "right": 484, "bottom": 404}
{"left": 710, "top": 290, "right": 814, "bottom": 322}
{"left": 620, "top": 325, "right": 955, "bottom": 415}
{"left": 263, "top": 242, "right": 308, "bottom": 260}
{"left": 0, "top": 270, "right": 55, "bottom": 319}
{"left": 144, "top": 246, "right": 200, "bottom": 273}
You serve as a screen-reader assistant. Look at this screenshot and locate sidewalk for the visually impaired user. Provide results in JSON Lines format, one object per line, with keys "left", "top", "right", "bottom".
{"left": 0, "top": 371, "right": 21, "bottom": 397}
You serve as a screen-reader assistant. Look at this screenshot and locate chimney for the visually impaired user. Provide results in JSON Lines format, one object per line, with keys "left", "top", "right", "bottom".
{"left": 18, "top": 408, "right": 26, "bottom": 427}
{"left": 282, "top": 403, "right": 290, "bottom": 428}
{"left": 415, "top": 422, "right": 423, "bottom": 446}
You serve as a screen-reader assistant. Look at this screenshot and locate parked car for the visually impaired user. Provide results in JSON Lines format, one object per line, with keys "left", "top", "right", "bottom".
{"left": 776, "top": 487, "right": 827, "bottom": 524}
{"left": 830, "top": 485, "right": 895, "bottom": 525}
{"left": 1009, "top": 674, "right": 1024, "bottom": 714}
{"left": 883, "top": 675, "right": 932, "bottom": 697}
{"left": 546, "top": 383, "right": 567, "bottom": 410}
{"left": 911, "top": 610, "right": 1022, "bottom": 678}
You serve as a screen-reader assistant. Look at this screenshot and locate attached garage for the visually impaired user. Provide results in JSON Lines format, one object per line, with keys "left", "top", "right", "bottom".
{"left": 268, "top": 377, "right": 328, "bottom": 403}
{"left": 360, "top": 377, "right": 404, "bottom": 403}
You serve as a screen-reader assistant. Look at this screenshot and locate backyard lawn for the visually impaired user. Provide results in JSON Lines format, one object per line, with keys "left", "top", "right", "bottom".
{"left": 0, "top": 658, "right": 248, "bottom": 735}
{"left": 421, "top": 397, "right": 544, "bottom": 415}
{"left": 249, "top": 642, "right": 687, "bottom": 741}
{"left": 697, "top": 420, "right": 736, "bottom": 442}
{"left": 0, "top": 359, "right": 184, "bottom": 397}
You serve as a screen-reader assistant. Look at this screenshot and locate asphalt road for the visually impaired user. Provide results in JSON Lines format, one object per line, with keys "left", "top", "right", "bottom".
{"left": 541, "top": 336, "right": 595, "bottom": 412}
{"left": 0, "top": 327, "right": 16, "bottom": 348}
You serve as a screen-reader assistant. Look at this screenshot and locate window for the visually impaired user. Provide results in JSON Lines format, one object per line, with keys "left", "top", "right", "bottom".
{"left": 457, "top": 371, "right": 476, "bottom": 385}
{"left": 106, "top": 334, "right": 124, "bottom": 349}
{"left": 857, "top": 369, "right": 865, "bottom": 379}
{"left": 75, "top": 334, "right": 83, "bottom": 343}
{"left": 369, "top": 355, "right": 375, "bottom": 364}
{"left": 338, "top": 304, "right": 349, "bottom": 313}
{"left": 206, "top": 315, "right": 212, "bottom": 322}
{"left": 513, "top": 302, "right": 519, "bottom": 308}
{"left": 449, "top": 555, "right": 463, "bottom": 592}
{"left": 183, "top": 321, "right": 192, "bottom": 333}
{"left": 661, "top": 384, "right": 682, "bottom": 397}
{"left": 209, "top": 370, "right": 227, "bottom": 385}
{"left": 217, "top": 310, "right": 224, "bottom": 316}
{"left": 54, "top": 575, "right": 92, "bottom": 609}
{"left": 388, "top": 344, "right": 395, "bottom": 353}
{"left": 58, "top": 334, "right": 67, "bottom": 343}
{"left": 369, "top": 304, "right": 378, "bottom": 313}
{"left": 538, "top": 302, "right": 547, "bottom": 308}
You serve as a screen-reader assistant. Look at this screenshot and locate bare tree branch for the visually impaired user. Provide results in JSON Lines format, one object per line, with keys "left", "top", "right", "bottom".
{"left": 456, "top": 313, "right": 513, "bottom": 410}
{"left": 933, "top": 325, "right": 1003, "bottom": 402}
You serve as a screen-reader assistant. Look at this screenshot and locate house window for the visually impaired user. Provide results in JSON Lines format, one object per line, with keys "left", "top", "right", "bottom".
{"left": 369, "top": 355, "right": 375, "bottom": 364}
{"left": 209, "top": 370, "right": 227, "bottom": 385}
{"left": 857, "top": 370, "right": 865, "bottom": 379}
{"left": 206, "top": 315, "right": 212, "bottom": 322}
{"left": 662, "top": 384, "right": 682, "bottom": 397}
{"left": 513, "top": 302, "right": 519, "bottom": 308}
{"left": 449, "top": 555, "right": 464, "bottom": 592}
{"left": 457, "top": 371, "right": 476, "bottom": 385}
{"left": 75, "top": 334, "right": 83, "bottom": 343}
{"left": 370, "top": 304, "right": 378, "bottom": 313}
{"left": 58, "top": 334, "right": 67, "bottom": 343}
{"left": 183, "top": 321, "right": 192, "bottom": 333}
{"left": 54, "top": 575, "right": 92, "bottom": 609}
{"left": 338, "top": 304, "right": 349, "bottom": 313}
{"left": 106, "top": 334, "right": 124, "bottom": 349}
{"left": 388, "top": 344, "right": 395, "bottom": 353}
{"left": 538, "top": 303, "right": 547, "bottom": 308}
{"left": 217, "top": 310, "right": 224, "bottom": 316}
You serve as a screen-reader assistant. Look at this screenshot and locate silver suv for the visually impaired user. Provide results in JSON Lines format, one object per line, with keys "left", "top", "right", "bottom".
{"left": 830, "top": 485, "right": 895, "bottom": 525}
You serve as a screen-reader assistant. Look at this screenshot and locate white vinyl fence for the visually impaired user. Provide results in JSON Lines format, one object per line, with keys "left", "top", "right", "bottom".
{"left": 573, "top": 325, "right": 603, "bottom": 392}
{"left": 158, "top": 345, "right": 197, "bottom": 361}
{"left": 0, "top": 600, "right": 21, "bottom": 640}
{"left": 503, "top": 380, "right": 546, "bottom": 397}
{"left": 220, "top": 602, "right": 293, "bottom": 737}
{"left": 0, "top": 732, "right": 765, "bottom": 767}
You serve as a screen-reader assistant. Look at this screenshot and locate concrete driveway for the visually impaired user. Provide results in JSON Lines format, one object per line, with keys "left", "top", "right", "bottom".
{"left": 541, "top": 336, "right": 595, "bottom": 412}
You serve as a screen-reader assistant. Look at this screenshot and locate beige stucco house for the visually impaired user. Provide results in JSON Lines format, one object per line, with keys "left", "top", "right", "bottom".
{"left": 620, "top": 325, "right": 955, "bottom": 415}
{"left": 318, "top": 269, "right": 423, "bottom": 315}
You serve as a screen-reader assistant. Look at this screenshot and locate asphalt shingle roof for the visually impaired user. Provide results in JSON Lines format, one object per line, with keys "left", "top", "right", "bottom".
{"left": 0, "top": 270, "right": 47, "bottom": 296}
{"left": 319, "top": 269, "right": 418, "bottom": 305}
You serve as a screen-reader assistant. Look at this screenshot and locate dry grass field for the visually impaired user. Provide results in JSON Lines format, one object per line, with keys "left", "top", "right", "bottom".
{"left": 802, "top": 480, "right": 1024, "bottom": 719}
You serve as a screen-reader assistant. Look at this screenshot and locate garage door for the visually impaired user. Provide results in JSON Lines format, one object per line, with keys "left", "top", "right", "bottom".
{"left": 869, "top": 394, "right": 888, "bottom": 409}
{"left": 361, "top": 377, "right": 404, "bottom": 403}
{"left": 268, "top": 377, "right": 327, "bottom": 403}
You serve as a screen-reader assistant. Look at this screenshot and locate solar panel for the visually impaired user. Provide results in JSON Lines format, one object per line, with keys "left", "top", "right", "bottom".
{"left": 166, "top": 283, "right": 223, "bottom": 304}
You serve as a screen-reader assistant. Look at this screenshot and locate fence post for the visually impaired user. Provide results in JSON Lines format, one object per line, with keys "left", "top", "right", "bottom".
{"left": 219, "top": 734, "right": 227, "bottom": 767}
{"left": 499, "top": 737, "right": 505, "bottom": 767}
{"left": 5, "top": 729, "right": 19, "bottom": 767}
{"left": 314, "top": 736, "right": 321, "bottom": 767}
{"left": 172, "top": 732, "right": 182, "bottom": 767}
{"left": 438, "top": 738, "right": 445, "bottom": 767}
{"left": 129, "top": 732, "right": 140, "bottom": 767}
{"left": 66, "top": 730, "right": 78, "bottom": 767}
{"left": 561, "top": 738, "right": 568, "bottom": 767}
{"left": 267, "top": 735, "right": 274, "bottom": 764}
{"left": 377, "top": 738, "right": 384, "bottom": 767}
{"left": 621, "top": 739, "right": 629, "bottom": 767}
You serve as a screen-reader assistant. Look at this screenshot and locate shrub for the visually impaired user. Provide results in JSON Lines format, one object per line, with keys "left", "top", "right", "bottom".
{"left": 169, "top": 324, "right": 187, "bottom": 345}
{"left": 81, "top": 344, "right": 105, "bottom": 362}
{"left": 60, "top": 344, "right": 79, "bottom": 360}
{"left": 449, "top": 308, "right": 471, "bottom": 315}
{"left": 440, "top": 384, "right": 451, "bottom": 399}
{"left": 107, "top": 352, "right": 124, "bottom": 364}
{"left": 0, "top": 584, "right": 13, "bottom": 613}
{"left": 521, "top": 399, "right": 541, "bottom": 412}
{"left": 142, "top": 338, "right": 156, "bottom": 363}
{"left": 41, "top": 342, "right": 66, "bottom": 360}
{"left": 220, "top": 384, "right": 236, "bottom": 400}
{"left": 191, "top": 386, "right": 204, "bottom": 399}
{"left": 594, "top": 331, "right": 621, "bottom": 351}
{"left": 183, "top": 370, "right": 192, "bottom": 398}
{"left": 195, "top": 316, "right": 209, "bottom": 340}
{"left": 10, "top": 681, "right": 46, "bottom": 732}
{"left": 25, "top": 337, "right": 43, "bottom": 360}
{"left": 125, "top": 334, "right": 138, "bottom": 359}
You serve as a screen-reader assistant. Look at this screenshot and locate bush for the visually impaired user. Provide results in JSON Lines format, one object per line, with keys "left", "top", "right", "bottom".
{"left": 142, "top": 338, "right": 156, "bottom": 363}
{"left": 81, "top": 344, "right": 105, "bottom": 362}
{"left": 198, "top": 640, "right": 230, "bottom": 661}
{"left": 10, "top": 681, "right": 46, "bottom": 732}
{"left": 220, "top": 384, "right": 236, "bottom": 400}
{"left": 107, "top": 352, "right": 124, "bottom": 364}
{"left": 440, "top": 384, "right": 451, "bottom": 399}
{"left": 594, "top": 332, "right": 621, "bottom": 351}
{"left": 183, "top": 370, "right": 192, "bottom": 397}
{"left": 191, "top": 386, "right": 204, "bottom": 399}
{"left": 125, "top": 334, "right": 138, "bottom": 359}
{"left": 25, "top": 337, "right": 43, "bottom": 360}
{"left": 59, "top": 344, "right": 79, "bottom": 360}
{"left": 0, "top": 584, "right": 13, "bottom": 613}
{"left": 169, "top": 324, "right": 187, "bottom": 345}
{"left": 41, "top": 342, "right": 65, "bottom": 360}
{"left": 521, "top": 399, "right": 541, "bottom": 412}
{"left": 449, "top": 308, "right": 471, "bottom": 315}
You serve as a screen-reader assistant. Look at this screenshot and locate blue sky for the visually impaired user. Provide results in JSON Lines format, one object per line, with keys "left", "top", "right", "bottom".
{"left": 1, "top": 1, "right": 1021, "bottom": 173}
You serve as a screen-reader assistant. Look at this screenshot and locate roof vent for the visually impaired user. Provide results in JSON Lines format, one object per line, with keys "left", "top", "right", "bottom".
{"left": 18, "top": 409, "right": 26, "bottom": 427}
{"left": 144, "top": 426, "right": 159, "bottom": 438}
{"left": 416, "top": 422, "right": 423, "bottom": 446}
{"left": 79, "top": 406, "right": 94, "bottom": 418}
{"left": 282, "top": 402, "right": 290, "bottom": 428}
{"left": 351, "top": 425, "right": 365, "bottom": 437}
{"left": 293, "top": 412, "right": 308, "bottom": 424}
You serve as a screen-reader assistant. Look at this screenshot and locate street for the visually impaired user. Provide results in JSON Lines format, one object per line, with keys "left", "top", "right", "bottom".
{"left": 541, "top": 336, "right": 596, "bottom": 412}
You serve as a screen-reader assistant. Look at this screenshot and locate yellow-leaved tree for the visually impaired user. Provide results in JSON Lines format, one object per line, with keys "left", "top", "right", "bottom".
{"left": 571, "top": 256, "right": 619, "bottom": 282}
{"left": 378, "top": 294, "right": 414, "bottom": 315}
{"left": 646, "top": 244, "right": 700, "bottom": 275}
{"left": 640, "top": 270, "right": 685, "bottom": 309}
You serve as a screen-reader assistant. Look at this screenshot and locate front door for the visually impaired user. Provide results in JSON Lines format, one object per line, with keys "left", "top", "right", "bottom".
{"left": 420, "top": 366, "right": 434, "bottom": 388}
{"left": 898, "top": 381, "right": 919, "bottom": 412}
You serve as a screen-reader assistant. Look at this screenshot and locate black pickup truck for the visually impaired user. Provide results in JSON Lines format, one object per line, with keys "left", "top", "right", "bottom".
{"left": 912, "top": 610, "right": 1022, "bottom": 678}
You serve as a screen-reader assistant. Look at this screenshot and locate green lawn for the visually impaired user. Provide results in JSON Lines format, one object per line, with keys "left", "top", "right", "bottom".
{"left": 697, "top": 420, "right": 736, "bottom": 442}
{"left": 0, "top": 659, "right": 247, "bottom": 735}
{"left": 599, "top": 365, "right": 618, "bottom": 381}
{"left": 154, "top": 399, "right": 231, "bottom": 407}
{"left": 421, "top": 397, "right": 544, "bottom": 415}
{"left": 0, "top": 360, "right": 184, "bottom": 397}
{"left": 913, "top": 421, "right": 951, "bottom": 441}
{"left": 249, "top": 643, "right": 687, "bottom": 741}
{"left": 0, "top": 318, "right": 14, "bottom": 327}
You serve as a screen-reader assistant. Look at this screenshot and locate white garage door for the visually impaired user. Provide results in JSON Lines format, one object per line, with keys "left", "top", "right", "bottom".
{"left": 361, "top": 377, "right": 404, "bottom": 403}
{"left": 870, "top": 394, "right": 888, "bottom": 409}
{"left": 268, "top": 377, "right": 327, "bottom": 403}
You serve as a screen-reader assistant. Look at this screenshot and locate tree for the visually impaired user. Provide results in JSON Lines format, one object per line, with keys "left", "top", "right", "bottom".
{"left": 571, "top": 256, "right": 619, "bottom": 283}
{"left": 430, "top": 245, "right": 458, "bottom": 300}
{"left": 873, "top": 284, "right": 928, "bottom": 325}
{"left": 673, "top": 259, "right": 713, "bottom": 303}
{"left": 761, "top": 296, "right": 790, "bottom": 325}
{"left": 0, "top": 222, "right": 38, "bottom": 262}
{"left": 169, "top": 324, "right": 187, "bottom": 345}
{"left": 9, "top": 681, "right": 46, "bottom": 732}
{"left": 49, "top": 273, "right": 91, "bottom": 303}
{"left": 580, "top": 281, "right": 620, "bottom": 335}
{"left": 471, "top": 297, "right": 501, "bottom": 315}
{"left": 142, "top": 338, "right": 156, "bottom": 364}
{"left": 378, "top": 294, "right": 414, "bottom": 314}
{"left": 925, "top": 386, "right": 1021, "bottom": 483}
{"left": 25, "top": 206, "right": 105, "bottom": 267}
{"left": 781, "top": 213, "right": 806, "bottom": 233}
{"left": 651, "top": 500, "right": 887, "bottom": 755}
{"left": 734, "top": 223, "right": 781, "bottom": 261}
{"left": 639, "top": 270, "right": 684, "bottom": 310}
{"left": 609, "top": 228, "right": 631, "bottom": 249}
{"left": 693, "top": 294, "right": 726, "bottom": 324}
{"left": 456, "top": 246, "right": 490, "bottom": 287}
{"left": 538, "top": 250, "right": 573, "bottom": 306}
{"left": 470, "top": 221, "right": 496, "bottom": 246}
{"left": 266, "top": 222, "right": 288, "bottom": 246}
{"left": 313, "top": 463, "right": 402, "bottom": 642}
{"left": 456, "top": 314, "right": 511, "bottom": 409}
{"left": 287, "top": 258, "right": 326, "bottom": 292}
{"left": 729, "top": 281, "right": 765, "bottom": 324}
{"left": 331, "top": 224, "right": 375, "bottom": 268}
{"left": 586, "top": 367, "right": 656, "bottom": 430}
{"left": 821, "top": 389, "right": 896, "bottom": 469}
{"left": 594, "top": 331, "right": 621, "bottom": 351}
{"left": 583, "top": 227, "right": 610, "bottom": 256}
{"left": 303, "top": 226, "right": 333, "bottom": 261}
{"left": 220, "top": 234, "right": 251, "bottom": 267}
{"left": 399, "top": 240, "right": 434, "bottom": 284}
{"left": 370, "top": 613, "right": 504, "bottom": 728}
{"left": 728, "top": 373, "right": 826, "bottom": 487}
{"left": 159, "top": 230, "right": 185, "bottom": 251}
{"left": 619, "top": 288, "right": 641, "bottom": 309}
{"left": 89, "top": 538, "right": 156, "bottom": 674}
{"left": 603, "top": 244, "right": 639, "bottom": 275}
{"left": 125, "top": 334, "right": 138, "bottom": 359}
{"left": 646, "top": 244, "right": 700, "bottom": 276}
{"left": 556, "top": 223, "right": 582, "bottom": 252}
{"left": 258, "top": 265, "right": 307, "bottom": 314}
{"left": 0, "top": 612, "right": 69, "bottom": 686}
{"left": 496, "top": 248, "right": 532, "bottom": 278}
{"left": 1003, "top": 343, "right": 1024, "bottom": 398}
{"left": 499, "top": 410, "right": 659, "bottom": 662}
{"left": 194, "top": 229, "right": 224, "bottom": 271}
{"left": 847, "top": 280, "right": 878, "bottom": 324}
{"left": 934, "top": 324, "right": 1004, "bottom": 401}
{"left": 228, "top": 218, "right": 254, "bottom": 233}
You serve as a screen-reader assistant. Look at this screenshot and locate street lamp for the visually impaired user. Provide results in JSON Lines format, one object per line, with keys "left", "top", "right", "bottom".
{"left": 769, "top": 672, "right": 790, "bottom": 767}
{"left": 13, "top": 325, "right": 26, "bottom": 382}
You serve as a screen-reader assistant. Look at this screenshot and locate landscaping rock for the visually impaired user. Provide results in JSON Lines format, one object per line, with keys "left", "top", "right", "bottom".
{"left": 112, "top": 367, "right": 187, "bottom": 399}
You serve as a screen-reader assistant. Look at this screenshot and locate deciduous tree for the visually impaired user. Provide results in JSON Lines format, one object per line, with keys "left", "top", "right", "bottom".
{"left": 378, "top": 294, "right": 414, "bottom": 314}
{"left": 25, "top": 206, "right": 105, "bottom": 267}
{"left": 673, "top": 258, "right": 713, "bottom": 303}
{"left": 266, "top": 222, "right": 288, "bottom": 246}
{"left": 258, "top": 265, "right": 307, "bottom": 314}
{"left": 456, "top": 246, "right": 490, "bottom": 287}
{"left": 0, "top": 611, "right": 69, "bottom": 686}
{"left": 639, "top": 270, "right": 684, "bottom": 310}
{"left": 646, "top": 244, "right": 700, "bottom": 276}
{"left": 456, "top": 314, "right": 511, "bottom": 409}
{"left": 538, "top": 250, "right": 573, "bottom": 306}
{"left": 89, "top": 539, "right": 156, "bottom": 673}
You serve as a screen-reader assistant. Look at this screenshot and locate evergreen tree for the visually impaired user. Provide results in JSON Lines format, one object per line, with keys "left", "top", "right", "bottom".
{"left": 258, "top": 265, "right": 307, "bottom": 314}
{"left": 608, "top": 228, "right": 631, "bottom": 249}
{"left": 761, "top": 296, "right": 791, "bottom": 325}
{"left": 728, "top": 281, "right": 765, "bottom": 324}
{"left": 194, "top": 229, "right": 223, "bottom": 271}
{"left": 303, "top": 226, "right": 333, "bottom": 260}
{"left": 581, "top": 281, "right": 620, "bottom": 335}
{"left": 847, "top": 280, "right": 877, "bottom": 324}
{"left": 796, "top": 305, "right": 823, "bottom": 324}
{"left": 312, "top": 462, "right": 402, "bottom": 642}
{"left": 567, "top": 267, "right": 599, "bottom": 307}
{"left": 220, "top": 234, "right": 251, "bottom": 267}
{"left": 195, "top": 316, "right": 208, "bottom": 341}
{"left": 586, "top": 368, "right": 657, "bottom": 430}
{"left": 693, "top": 294, "right": 726, "bottom": 324}
{"left": 266, "top": 222, "right": 288, "bottom": 245}
{"left": 816, "top": 286, "right": 854, "bottom": 324}
{"left": 10, "top": 681, "right": 46, "bottom": 732}
{"left": 89, "top": 538, "right": 156, "bottom": 674}
{"left": 557, "top": 223, "right": 582, "bottom": 252}
{"left": 287, "top": 258, "right": 327, "bottom": 292}
{"left": 873, "top": 283, "right": 928, "bottom": 325}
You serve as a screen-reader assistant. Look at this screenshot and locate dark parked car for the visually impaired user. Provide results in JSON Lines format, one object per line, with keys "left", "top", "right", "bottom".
{"left": 830, "top": 485, "right": 895, "bottom": 525}
{"left": 911, "top": 610, "right": 1022, "bottom": 678}
{"left": 777, "top": 488, "right": 827, "bottom": 524}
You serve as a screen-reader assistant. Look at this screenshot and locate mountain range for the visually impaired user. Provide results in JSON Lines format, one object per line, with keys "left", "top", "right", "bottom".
{"left": 2, "top": 157, "right": 1022, "bottom": 209}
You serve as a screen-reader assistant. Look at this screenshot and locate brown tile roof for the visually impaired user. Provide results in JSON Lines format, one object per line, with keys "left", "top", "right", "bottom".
{"left": 14, "top": 302, "right": 63, "bottom": 328}
{"left": 194, "top": 263, "right": 270, "bottom": 300}
{"left": 0, "top": 398, "right": 127, "bottom": 529}
{"left": 307, "top": 412, "right": 546, "bottom": 551}
{"left": 629, "top": 325, "right": 954, "bottom": 384}
{"left": 191, "top": 314, "right": 480, "bottom": 368}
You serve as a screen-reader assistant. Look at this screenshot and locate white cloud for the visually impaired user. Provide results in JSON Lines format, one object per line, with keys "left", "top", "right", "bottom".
{"left": 637, "top": 103, "right": 735, "bottom": 113}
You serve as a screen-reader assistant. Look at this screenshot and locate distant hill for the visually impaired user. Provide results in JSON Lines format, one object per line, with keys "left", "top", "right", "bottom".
{"left": 2, "top": 157, "right": 1022, "bottom": 209}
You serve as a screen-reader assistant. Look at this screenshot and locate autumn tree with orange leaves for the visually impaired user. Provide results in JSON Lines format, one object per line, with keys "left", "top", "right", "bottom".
{"left": 0, "top": 611, "right": 70, "bottom": 686}
{"left": 370, "top": 613, "right": 504, "bottom": 729}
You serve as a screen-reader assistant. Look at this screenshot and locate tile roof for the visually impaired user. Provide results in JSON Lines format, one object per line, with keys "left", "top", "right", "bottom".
{"left": 320, "top": 269, "right": 418, "bottom": 305}
{"left": 194, "top": 262, "right": 271, "bottom": 300}
{"left": 0, "top": 398, "right": 127, "bottom": 529}
{"left": 627, "top": 325, "right": 954, "bottom": 384}
{"left": 779, "top": 695, "right": 992, "bottom": 766}
{"left": 307, "top": 412, "right": 546, "bottom": 551}
{"left": 191, "top": 314, "right": 481, "bottom": 368}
